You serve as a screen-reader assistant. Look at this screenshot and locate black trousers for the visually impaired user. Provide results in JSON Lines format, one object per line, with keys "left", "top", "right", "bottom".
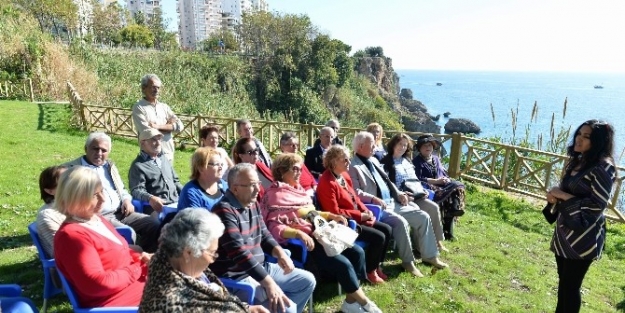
{"left": 555, "top": 255, "right": 593, "bottom": 313}
{"left": 356, "top": 221, "right": 392, "bottom": 272}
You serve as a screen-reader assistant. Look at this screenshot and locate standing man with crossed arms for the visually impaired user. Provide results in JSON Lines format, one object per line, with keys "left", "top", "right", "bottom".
{"left": 132, "top": 74, "right": 184, "bottom": 163}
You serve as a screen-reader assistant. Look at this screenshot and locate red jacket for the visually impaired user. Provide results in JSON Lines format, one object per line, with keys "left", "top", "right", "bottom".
{"left": 316, "top": 169, "right": 371, "bottom": 223}
{"left": 299, "top": 165, "right": 317, "bottom": 192}
{"left": 54, "top": 219, "right": 146, "bottom": 307}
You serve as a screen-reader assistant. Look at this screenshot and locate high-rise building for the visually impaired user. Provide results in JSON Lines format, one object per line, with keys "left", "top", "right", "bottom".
{"left": 126, "top": 0, "right": 161, "bottom": 20}
{"left": 177, "top": 0, "right": 268, "bottom": 50}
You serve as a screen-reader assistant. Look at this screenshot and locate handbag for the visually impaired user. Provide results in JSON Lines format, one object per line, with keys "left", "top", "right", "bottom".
{"left": 401, "top": 178, "right": 428, "bottom": 199}
{"left": 310, "top": 214, "right": 359, "bottom": 257}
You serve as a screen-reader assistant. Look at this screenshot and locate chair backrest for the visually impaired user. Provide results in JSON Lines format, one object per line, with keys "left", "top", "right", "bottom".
{"left": 219, "top": 278, "right": 256, "bottom": 305}
{"left": 28, "top": 223, "right": 52, "bottom": 261}
{"left": 56, "top": 269, "right": 138, "bottom": 313}
{"left": 114, "top": 226, "right": 135, "bottom": 245}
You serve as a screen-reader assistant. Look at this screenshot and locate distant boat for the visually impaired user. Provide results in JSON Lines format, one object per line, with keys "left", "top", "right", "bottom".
{"left": 436, "top": 82, "right": 443, "bottom": 86}
{"left": 594, "top": 85, "right": 604, "bottom": 89}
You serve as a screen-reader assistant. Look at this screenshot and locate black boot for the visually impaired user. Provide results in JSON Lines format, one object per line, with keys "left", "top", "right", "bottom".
{"left": 443, "top": 217, "right": 455, "bottom": 241}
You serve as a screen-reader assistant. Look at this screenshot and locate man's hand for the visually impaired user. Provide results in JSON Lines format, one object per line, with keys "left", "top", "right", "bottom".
{"left": 371, "top": 197, "right": 387, "bottom": 210}
{"left": 296, "top": 231, "right": 315, "bottom": 251}
{"left": 261, "top": 279, "right": 291, "bottom": 313}
{"left": 277, "top": 253, "right": 294, "bottom": 275}
{"left": 148, "top": 196, "right": 164, "bottom": 213}
{"left": 398, "top": 193, "right": 409, "bottom": 205}
{"left": 122, "top": 200, "right": 135, "bottom": 216}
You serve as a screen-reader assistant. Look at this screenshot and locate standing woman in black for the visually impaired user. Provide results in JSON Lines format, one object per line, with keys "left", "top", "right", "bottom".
{"left": 545, "top": 119, "right": 616, "bottom": 313}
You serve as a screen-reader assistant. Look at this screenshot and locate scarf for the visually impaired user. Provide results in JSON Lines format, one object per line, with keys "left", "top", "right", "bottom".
{"left": 261, "top": 181, "right": 315, "bottom": 240}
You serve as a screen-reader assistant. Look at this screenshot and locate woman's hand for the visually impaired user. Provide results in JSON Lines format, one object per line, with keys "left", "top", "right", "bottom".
{"left": 249, "top": 305, "right": 270, "bottom": 313}
{"left": 140, "top": 252, "right": 153, "bottom": 264}
{"left": 548, "top": 186, "right": 574, "bottom": 202}
{"left": 330, "top": 214, "right": 348, "bottom": 225}
{"left": 361, "top": 211, "right": 373, "bottom": 222}
{"left": 296, "top": 231, "right": 315, "bottom": 251}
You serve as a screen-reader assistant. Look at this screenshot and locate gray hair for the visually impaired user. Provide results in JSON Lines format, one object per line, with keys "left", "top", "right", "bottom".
{"left": 236, "top": 119, "right": 251, "bottom": 129}
{"left": 140, "top": 74, "right": 161, "bottom": 89}
{"left": 320, "top": 126, "right": 334, "bottom": 136}
{"left": 159, "top": 209, "right": 225, "bottom": 258}
{"left": 325, "top": 119, "right": 340, "bottom": 128}
{"left": 280, "top": 132, "right": 297, "bottom": 145}
{"left": 352, "top": 131, "right": 374, "bottom": 152}
{"left": 85, "top": 132, "right": 112, "bottom": 149}
{"left": 227, "top": 163, "right": 256, "bottom": 186}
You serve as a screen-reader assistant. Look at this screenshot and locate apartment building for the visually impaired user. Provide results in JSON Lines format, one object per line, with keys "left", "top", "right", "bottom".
{"left": 126, "top": 0, "right": 161, "bottom": 20}
{"left": 178, "top": 0, "right": 268, "bottom": 49}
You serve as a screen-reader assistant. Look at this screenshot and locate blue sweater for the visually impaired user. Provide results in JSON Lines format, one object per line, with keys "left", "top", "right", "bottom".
{"left": 177, "top": 179, "right": 228, "bottom": 211}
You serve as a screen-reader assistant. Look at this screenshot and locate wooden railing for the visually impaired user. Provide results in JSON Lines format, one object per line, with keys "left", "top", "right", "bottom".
{"left": 66, "top": 81, "right": 625, "bottom": 223}
{"left": 0, "top": 79, "right": 34, "bottom": 102}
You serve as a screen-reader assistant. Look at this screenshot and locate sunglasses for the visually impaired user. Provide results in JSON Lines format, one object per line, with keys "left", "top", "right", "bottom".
{"left": 244, "top": 148, "right": 260, "bottom": 155}
{"left": 291, "top": 166, "right": 302, "bottom": 173}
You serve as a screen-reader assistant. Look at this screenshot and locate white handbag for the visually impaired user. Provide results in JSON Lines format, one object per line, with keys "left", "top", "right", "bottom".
{"left": 310, "top": 215, "right": 359, "bottom": 257}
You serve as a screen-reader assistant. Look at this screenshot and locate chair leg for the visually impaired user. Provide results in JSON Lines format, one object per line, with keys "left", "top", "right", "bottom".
{"left": 337, "top": 282, "right": 342, "bottom": 295}
{"left": 308, "top": 294, "right": 313, "bottom": 313}
{"left": 42, "top": 299, "right": 48, "bottom": 313}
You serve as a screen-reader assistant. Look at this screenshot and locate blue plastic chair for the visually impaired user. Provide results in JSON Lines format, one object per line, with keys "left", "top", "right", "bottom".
{"left": 220, "top": 278, "right": 256, "bottom": 304}
{"left": 0, "top": 284, "right": 38, "bottom": 313}
{"left": 56, "top": 270, "right": 138, "bottom": 313}
{"left": 27, "top": 223, "right": 63, "bottom": 313}
{"left": 130, "top": 200, "right": 145, "bottom": 213}
{"left": 114, "top": 226, "right": 135, "bottom": 245}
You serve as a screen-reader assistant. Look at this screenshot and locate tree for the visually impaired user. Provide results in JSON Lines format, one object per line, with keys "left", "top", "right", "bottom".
{"left": 364, "top": 46, "right": 384, "bottom": 57}
{"left": 90, "top": 0, "right": 126, "bottom": 45}
{"left": 146, "top": 8, "right": 170, "bottom": 50}
{"left": 119, "top": 24, "right": 153, "bottom": 48}
{"left": 200, "top": 29, "right": 239, "bottom": 53}
{"left": 15, "top": 0, "right": 77, "bottom": 40}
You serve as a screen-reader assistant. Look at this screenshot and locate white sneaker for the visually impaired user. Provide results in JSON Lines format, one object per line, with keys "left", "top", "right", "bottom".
{"left": 362, "top": 301, "right": 383, "bottom": 313}
{"left": 341, "top": 300, "right": 364, "bottom": 313}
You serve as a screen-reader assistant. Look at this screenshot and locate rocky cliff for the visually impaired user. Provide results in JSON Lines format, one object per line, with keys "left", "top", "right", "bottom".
{"left": 355, "top": 56, "right": 440, "bottom": 133}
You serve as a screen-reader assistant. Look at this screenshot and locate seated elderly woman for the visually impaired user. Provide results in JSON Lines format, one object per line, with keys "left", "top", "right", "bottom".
{"left": 412, "top": 134, "right": 465, "bottom": 240}
{"left": 200, "top": 125, "right": 235, "bottom": 179}
{"left": 36, "top": 165, "right": 68, "bottom": 258}
{"left": 366, "top": 123, "right": 386, "bottom": 161}
{"left": 233, "top": 137, "right": 274, "bottom": 199}
{"left": 380, "top": 133, "right": 448, "bottom": 250}
{"left": 316, "top": 145, "right": 392, "bottom": 284}
{"left": 54, "top": 166, "right": 150, "bottom": 308}
{"left": 261, "top": 153, "right": 382, "bottom": 313}
{"left": 278, "top": 132, "right": 316, "bottom": 196}
{"left": 139, "top": 209, "right": 268, "bottom": 313}
{"left": 178, "top": 147, "right": 229, "bottom": 212}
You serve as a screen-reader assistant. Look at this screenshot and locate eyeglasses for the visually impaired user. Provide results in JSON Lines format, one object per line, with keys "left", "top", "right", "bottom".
{"left": 244, "top": 148, "right": 260, "bottom": 155}
{"left": 93, "top": 189, "right": 105, "bottom": 198}
{"left": 207, "top": 162, "right": 224, "bottom": 168}
{"left": 282, "top": 143, "right": 299, "bottom": 148}
{"left": 235, "top": 181, "right": 261, "bottom": 188}
{"left": 291, "top": 166, "right": 302, "bottom": 173}
{"left": 203, "top": 249, "right": 219, "bottom": 258}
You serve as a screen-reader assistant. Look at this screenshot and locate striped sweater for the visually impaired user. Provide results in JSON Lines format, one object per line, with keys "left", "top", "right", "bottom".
{"left": 209, "top": 191, "right": 279, "bottom": 282}
{"left": 550, "top": 160, "right": 616, "bottom": 260}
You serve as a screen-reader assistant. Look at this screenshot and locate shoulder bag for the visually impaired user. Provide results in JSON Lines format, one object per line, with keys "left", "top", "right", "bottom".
{"left": 401, "top": 178, "right": 428, "bottom": 199}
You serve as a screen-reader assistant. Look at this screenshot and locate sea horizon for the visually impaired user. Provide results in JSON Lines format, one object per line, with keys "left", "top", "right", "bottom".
{"left": 396, "top": 69, "right": 625, "bottom": 161}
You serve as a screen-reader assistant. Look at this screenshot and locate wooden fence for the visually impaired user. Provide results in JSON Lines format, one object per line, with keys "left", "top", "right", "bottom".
{"left": 66, "top": 81, "right": 625, "bottom": 223}
{"left": 0, "top": 79, "right": 35, "bottom": 102}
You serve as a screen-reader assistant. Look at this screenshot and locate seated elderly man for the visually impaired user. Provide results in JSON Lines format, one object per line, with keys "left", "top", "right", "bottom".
{"left": 304, "top": 126, "right": 336, "bottom": 179}
{"left": 64, "top": 132, "right": 160, "bottom": 253}
{"left": 129, "top": 128, "right": 183, "bottom": 217}
{"left": 210, "top": 163, "right": 316, "bottom": 313}
{"left": 348, "top": 131, "right": 448, "bottom": 272}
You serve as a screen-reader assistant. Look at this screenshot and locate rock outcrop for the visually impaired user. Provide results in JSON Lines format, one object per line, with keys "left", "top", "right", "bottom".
{"left": 444, "top": 118, "right": 481, "bottom": 134}
{"left": 355, "top": 57, "right": 440, "bottom": 133}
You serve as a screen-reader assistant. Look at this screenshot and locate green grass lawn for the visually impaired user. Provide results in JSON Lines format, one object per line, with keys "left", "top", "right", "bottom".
{"left": 1, "top": 100, "right": 625, "bottom": 313}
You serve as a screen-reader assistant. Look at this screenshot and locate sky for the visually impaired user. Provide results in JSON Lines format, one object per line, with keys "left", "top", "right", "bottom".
{"left": 161, "top": 0, "right": 625, "bottom": 72}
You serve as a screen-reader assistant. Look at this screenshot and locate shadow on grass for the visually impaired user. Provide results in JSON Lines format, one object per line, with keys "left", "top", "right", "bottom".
{"left": 616, "top": 285, "right": 625, "bottom": 312}
{"left": 37, "top": 103, "right": 84, "bottom": 136}
{"left": 0, "top": 234, "right": 32, "bottom": 250}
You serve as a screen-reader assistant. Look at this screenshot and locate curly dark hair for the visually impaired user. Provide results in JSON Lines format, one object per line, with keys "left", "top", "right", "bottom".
{"left": 565, "top": 119, "right": 614, "bottom": 174}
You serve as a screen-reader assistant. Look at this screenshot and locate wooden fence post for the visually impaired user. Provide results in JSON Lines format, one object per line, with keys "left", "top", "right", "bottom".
{"left": 28, "top": 78, "right": 34, "bottom": 102}
{"left": 448, "top": 132, "right": 462, "bottom": 179}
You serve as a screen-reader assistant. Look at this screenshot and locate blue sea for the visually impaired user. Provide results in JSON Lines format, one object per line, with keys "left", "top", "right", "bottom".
{"left": 396, "top": 70, "right": 625, "bottom": 160}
